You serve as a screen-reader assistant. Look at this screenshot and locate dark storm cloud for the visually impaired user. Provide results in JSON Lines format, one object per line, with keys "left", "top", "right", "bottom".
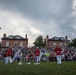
{"left": 0, "top": 0, "right": 76, "bottom": 39}
{"left": 0, "top": 0, "right": 72, "bottom": 20}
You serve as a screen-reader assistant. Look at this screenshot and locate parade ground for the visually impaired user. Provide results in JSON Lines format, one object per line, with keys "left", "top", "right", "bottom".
{"left": 0, "top": 61, "right": 76, "bottom": 75}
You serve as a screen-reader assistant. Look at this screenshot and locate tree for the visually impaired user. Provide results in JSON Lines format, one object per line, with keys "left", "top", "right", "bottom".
{"left": 68, "top": 38, "right": 76, "bottom": 47}
{"left": 33, "top": 35, "right": 46, "bottom": 47}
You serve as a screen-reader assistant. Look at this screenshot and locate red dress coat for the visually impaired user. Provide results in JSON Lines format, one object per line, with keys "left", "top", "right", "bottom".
{"left": 54, "top": 46, "right": 62, "bottom": 55}
{"left": 35, "top": 49, "right": 40, "bottom": 56}
{"left": 6, "top": 48, "right": 12, "bottom": 57}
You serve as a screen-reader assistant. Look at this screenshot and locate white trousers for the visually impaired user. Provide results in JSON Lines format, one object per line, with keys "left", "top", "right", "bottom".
{"left": 5, "top": 56, "right": 12, "bottom": 64}
{"left": 36, "top": 56, "right": 40, "bottom": 63}
{"left": 56, "top": 55, "right": 62, "bottom": 64}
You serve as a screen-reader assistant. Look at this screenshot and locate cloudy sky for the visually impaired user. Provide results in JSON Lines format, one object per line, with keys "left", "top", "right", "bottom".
{"left": 0, "top": 0, "right": 76, "bottom": 46}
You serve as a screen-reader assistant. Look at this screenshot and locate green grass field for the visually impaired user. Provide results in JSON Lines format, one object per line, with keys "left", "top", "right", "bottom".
{"left": 0, "top": 61, "right": 76, "bottom": 75}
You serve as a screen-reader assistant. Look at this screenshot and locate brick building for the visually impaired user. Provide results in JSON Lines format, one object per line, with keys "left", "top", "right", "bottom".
{"left": 45, "top": 35, "right": 70, "bottom": 48}
{"left": 1, "top": 33, "right": 28, "bottom": 48}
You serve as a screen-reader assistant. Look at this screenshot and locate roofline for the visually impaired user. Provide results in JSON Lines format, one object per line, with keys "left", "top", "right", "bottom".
{"left": 48, "top": 39, "right": 70, "bottom": 42}
{"left": 2, "top": 38, "right": 28, "bottom": 40}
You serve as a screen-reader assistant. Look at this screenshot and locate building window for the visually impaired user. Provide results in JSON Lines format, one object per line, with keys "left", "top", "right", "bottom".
{"left": 53, "top": 43, "right": 56, "bottom": 46}
{"left": 20, "top": 42, "right": 23, "bottom": 47}
{"left": 65, "top": 43, "right": 66, "bottom": 46}
{"left": 54, "top": 37, "right": 59, "bottom": 40}
{"left": 60, "top": 37, "right": 64, "bottom": 40}
{"left": 8, "top": 35, "right": 13, "bottom": 39}
{"left": 6, "top": 42, "right": 9, "bottom": 47}
{"left": 14, "top": 42, "right": 17, "bottom": 46}
{"left": 60, "top": 43, "right": 62, "bottom": 46}
{"left": 9, "top": 36, "right": 13, "bottom": 39}
{"left": 16, "top": 36, "right": 21, "bottom": 39}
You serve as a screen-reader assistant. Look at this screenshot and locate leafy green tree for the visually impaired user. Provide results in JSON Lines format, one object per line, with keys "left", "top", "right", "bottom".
{"left": 68, "top": 38, "right": 76, "bottom": 47}
{"left": 33, "top": 35, "right": 46, "bottom": 47}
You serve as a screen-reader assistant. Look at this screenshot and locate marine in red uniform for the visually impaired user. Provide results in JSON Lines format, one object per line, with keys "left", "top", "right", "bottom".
{"left": 5, "top": 47, "right": 13, "bottom": 64}
{"left": 6, "top": 48, "right": 12, "bottom": 57}
{"left": 35, "top": 47, "right": 40, "bottom": 64}
{"left": 54, "top": 46, "right": 62, "bottom": 55}
{"left": 36, "top": 48, "right": 40, "bottom": 56}
{"left": 54, "top": 46, "right": 62, "bottom": 65}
